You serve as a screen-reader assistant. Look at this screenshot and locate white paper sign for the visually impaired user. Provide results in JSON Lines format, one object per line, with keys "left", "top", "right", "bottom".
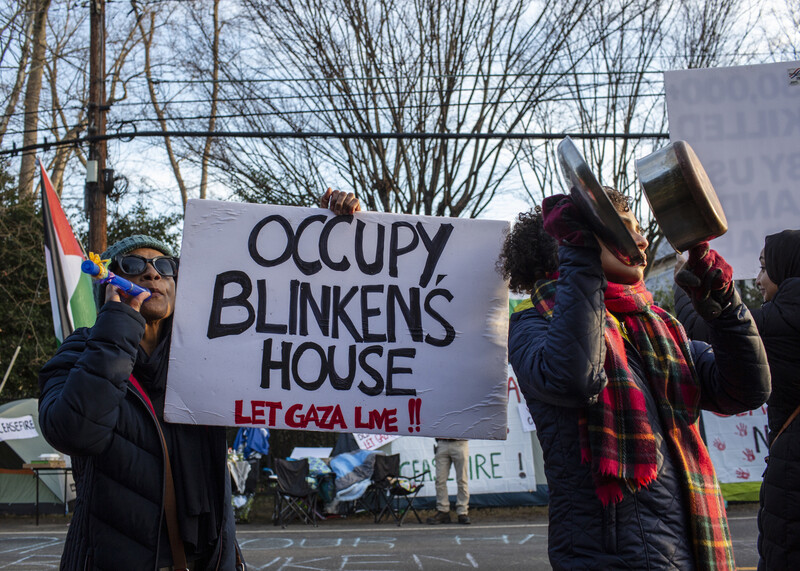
{"left": 517, "top": 402, "right": 536, "bottom": 433}
{"left": 665, "top": 61, "right": 800, "bottom": 278}
{"left": 354, "top": 433, "right": 400, "bottom": 451}
{"left": 701, "top": 406, "right": 769, "bottom": 484}
{"left": 386, "top": 367, "right": 537, "bottom": 495}
{"left": 166, "top": 200, "right": 510, "bottom": 439}
{"left": 0, "top": 415, "right": 38, "bottom": 442}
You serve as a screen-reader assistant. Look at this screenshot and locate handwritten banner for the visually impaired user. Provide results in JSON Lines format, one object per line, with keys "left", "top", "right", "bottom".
{"left": 0, "top": 415, "right": 38, "bottom": 442}
{"left": 165, "top": 200, "right": 511, "bottom": 439}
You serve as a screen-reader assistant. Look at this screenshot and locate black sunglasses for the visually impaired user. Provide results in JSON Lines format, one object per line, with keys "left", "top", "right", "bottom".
{"left": 114, "top": 254, "right": 178, "bottom": 277}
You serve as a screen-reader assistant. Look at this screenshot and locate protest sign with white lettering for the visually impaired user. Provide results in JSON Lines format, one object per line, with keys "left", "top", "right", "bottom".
{"left": 165, "top": 200, "right": 511, "bottom": 439}
{"left": 665, "top": 61, "right": 800, "bottom": 277}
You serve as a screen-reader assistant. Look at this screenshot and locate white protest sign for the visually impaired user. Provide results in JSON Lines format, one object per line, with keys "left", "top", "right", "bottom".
{"left": 517, "top": 402, "right": 535, "bottom": 433}
{"left": 165, "top": 199, "right": 510, "bottom": 439}
{"left": 664, "top": 61, "right": 800, "bottom": 278}
{"left": 701, "top": 406, "right": 769, "bottom": 484}
{"left": 0, "top": 415, "right": 38, "bottom": 442}
{"left": 386, "top": 367, "right": 537, "bottom": 495}
{"left": 354, "top": 433, "right": 399, "bottom": 451}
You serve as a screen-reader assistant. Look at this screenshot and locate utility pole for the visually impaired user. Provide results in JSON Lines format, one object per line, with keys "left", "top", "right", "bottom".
{"left": 86, "top": 0, "right": 107, "bottom": 254}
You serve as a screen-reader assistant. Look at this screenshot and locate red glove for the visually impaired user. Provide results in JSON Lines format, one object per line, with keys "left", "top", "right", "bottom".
{"left": 541, "top": 194, "right": 595, "bottom": 248}
{"left": 675, "top": 241, "right": 734, "bottom": 320}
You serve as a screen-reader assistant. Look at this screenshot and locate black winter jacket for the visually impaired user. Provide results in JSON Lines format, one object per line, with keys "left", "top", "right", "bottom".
{"left": 676, "top": 278, "right": 800, "bottom": 434}
{"left": 510, "top": 245, "right": 770, "bottom": 570}
{"left": 39, "top": 303, "right": 241, "bottom": 571}
{"left": 677, "top": 277, "right": 800, "bottom": 570}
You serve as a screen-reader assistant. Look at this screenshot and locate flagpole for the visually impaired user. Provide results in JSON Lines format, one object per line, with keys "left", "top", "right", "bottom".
{"left": 0, "top": 346, "right": 22, "bottom": 396}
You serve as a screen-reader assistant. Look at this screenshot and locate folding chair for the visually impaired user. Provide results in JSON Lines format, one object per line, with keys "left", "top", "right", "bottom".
{"left": 274, "top": 458, "right": 319, "bottom": 528}
{"left": 350, "top": 453, "right": 395, "bottom": 520}
{"left": 372, "top": 453, "right": 429, "bottom": 526}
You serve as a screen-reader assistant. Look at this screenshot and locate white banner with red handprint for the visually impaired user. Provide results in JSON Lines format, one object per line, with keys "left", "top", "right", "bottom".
{"left": 701, "top": 406, "right": 769, "bottom": 496}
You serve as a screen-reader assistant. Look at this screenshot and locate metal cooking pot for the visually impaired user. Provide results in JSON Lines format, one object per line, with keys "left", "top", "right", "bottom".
{"left": 557, "top": 137, "right": 644, "bottom": 267}
{"left": 635, "top": 140, "right": 727, "bottom": 253}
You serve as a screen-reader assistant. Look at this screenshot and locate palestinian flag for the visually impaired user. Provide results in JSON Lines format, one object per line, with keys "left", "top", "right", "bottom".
{"left": 40, "top": 159, "right": 96, "bottom": 343}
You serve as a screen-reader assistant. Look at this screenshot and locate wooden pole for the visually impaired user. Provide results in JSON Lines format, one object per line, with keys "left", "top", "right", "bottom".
{"left": 86, "top": 0, "right": 107, "bottom": 254}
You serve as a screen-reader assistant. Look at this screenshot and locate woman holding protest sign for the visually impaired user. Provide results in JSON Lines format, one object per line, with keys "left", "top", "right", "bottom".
{"left": 499, "top": 191, "right": 770, "bottom": 570}
{"left": 38, "top": 190, "right": 358, "bottom": 570}
{"left": 675, "top": 229, "right": 800, "bottom": 570}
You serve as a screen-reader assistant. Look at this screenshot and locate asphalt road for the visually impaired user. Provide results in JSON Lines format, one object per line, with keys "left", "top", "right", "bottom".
{"left": 0, "top": 503, "right": 761, "bottom": 570}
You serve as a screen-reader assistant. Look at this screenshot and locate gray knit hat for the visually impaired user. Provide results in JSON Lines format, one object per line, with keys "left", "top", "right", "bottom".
{"left": 93, "top": 234, "right": 176, "bottom": 310}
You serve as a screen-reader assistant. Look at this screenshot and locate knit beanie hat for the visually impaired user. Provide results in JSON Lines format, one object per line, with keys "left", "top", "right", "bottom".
{"left": 93, "top": 234, "right": 175, "bottom": 310}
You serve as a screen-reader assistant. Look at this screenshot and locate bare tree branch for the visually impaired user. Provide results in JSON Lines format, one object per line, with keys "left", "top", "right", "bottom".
{"left": 211, "top": 0, "right": 596, "bottom": 216}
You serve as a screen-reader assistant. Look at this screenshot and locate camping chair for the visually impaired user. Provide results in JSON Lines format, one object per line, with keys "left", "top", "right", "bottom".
{"left": 274, "top": 458, "right": 319, "bottom": 528}
{"left": 371, "top": 453, "right": 429, "bottom": 526}
{"left": 351, "top": 453, "right": 397, "bottom": 519}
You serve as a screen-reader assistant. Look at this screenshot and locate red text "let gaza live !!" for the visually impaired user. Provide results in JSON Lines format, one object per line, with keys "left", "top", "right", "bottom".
{"left": 234, "top": 399, "right": 399, "bottom": 432}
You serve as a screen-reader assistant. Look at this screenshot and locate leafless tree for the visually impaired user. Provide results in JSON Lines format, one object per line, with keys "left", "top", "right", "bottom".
{"left": 517, "top": 0, "right": 757, "bottom": 269}
{"left": 18, "top": 0, "right": 51, "bottom": 200}
{"left": 764, "top": 0, "right": 800, "bottom": 60}
{"left": 209, "top": 0, "right": 595, "bottom": 216}
{"left": 130, "top": 0, "right": 227, "bottom": 208}
{"left": 0, "top": 2, "right": 144, "bottom": 200}
{"left": 131, "top": 1, "right": 192, "bottom": 206}
{"left": 0, "top": 2, "right": 32, "bottom": 147}
{"left": 186, "top": 0, "right": 222, "bottom": 200}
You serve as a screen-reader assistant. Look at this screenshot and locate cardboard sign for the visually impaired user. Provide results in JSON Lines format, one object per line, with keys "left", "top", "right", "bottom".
{"left": 165, "top": 200, "right": 511, "bottom": 439}
{"left": 665, "top": 61, "right": 800, "bottom": 278}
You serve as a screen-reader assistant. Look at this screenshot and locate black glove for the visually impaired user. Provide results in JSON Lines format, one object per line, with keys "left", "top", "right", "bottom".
{"left": 674, "top": 241, "right": 734, "bottom": 320}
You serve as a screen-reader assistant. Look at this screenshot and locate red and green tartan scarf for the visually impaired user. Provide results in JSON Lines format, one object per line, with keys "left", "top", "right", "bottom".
{"left": 527, "top": 278, "right": 734, "bottom": 571}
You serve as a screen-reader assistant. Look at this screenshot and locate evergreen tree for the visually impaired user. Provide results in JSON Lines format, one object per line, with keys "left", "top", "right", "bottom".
{"left": 0, "top": 165, "right": 183, "bottom": 404}
{"left": 0, "top": 159, "right": 55, "bottom": 403}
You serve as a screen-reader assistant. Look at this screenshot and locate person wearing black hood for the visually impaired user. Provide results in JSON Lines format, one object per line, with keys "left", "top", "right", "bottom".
{"left": 38, "top": 190, "right": 359, "bottom": 570}
{"left": 674, "top": 229, "right": 800, "bottom": 570}
{"left": 752, "top": 230, "right": 800, "bottom": 571}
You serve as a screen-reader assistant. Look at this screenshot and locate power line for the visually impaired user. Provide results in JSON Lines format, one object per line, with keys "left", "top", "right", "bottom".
{"left": 2, "top": 75, "right": 665, "bottom": 120}
{"left": 1, "top": 87, "right": 667, "bottom": 137}
{"left": 0, "top": 129, "right": 668, "bottom": 156}
{"left": 143, "top": 70, "right": 672, "bottom": 85}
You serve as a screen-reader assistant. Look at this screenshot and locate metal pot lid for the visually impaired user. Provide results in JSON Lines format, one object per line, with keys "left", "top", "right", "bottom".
{"left": 635, "top": 140, "right": 727, "bottom": 253}
{"left": 556, "top": 137, "right": 644, "bottom": 266}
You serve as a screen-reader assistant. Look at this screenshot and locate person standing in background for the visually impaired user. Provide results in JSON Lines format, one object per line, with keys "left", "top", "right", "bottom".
{"left": 427, "top": 438, "right": 471, "bottom": 524}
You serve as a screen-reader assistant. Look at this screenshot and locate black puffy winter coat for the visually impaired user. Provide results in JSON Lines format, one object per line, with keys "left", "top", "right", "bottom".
{"left": 753, "top": 277, "right": 800, "bottom": 571}
{"left": 39, "top": 303, "right": 241, "bottom": 571}
{"left": 510, "top": 244, "right": 770, "bottom": 570}
{"left": 677, "top": 273, "right": 800, "bottom": 571}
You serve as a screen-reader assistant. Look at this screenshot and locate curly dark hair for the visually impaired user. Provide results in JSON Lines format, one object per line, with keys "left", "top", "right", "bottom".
{"left": 497, "top": 206, "right": 559, "bottom": 293}
{"left": 497, "top": 188, "right": 632, "bottom": 293}
{"left": 604, "top": 186, "right": 631, "bottom": 212}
